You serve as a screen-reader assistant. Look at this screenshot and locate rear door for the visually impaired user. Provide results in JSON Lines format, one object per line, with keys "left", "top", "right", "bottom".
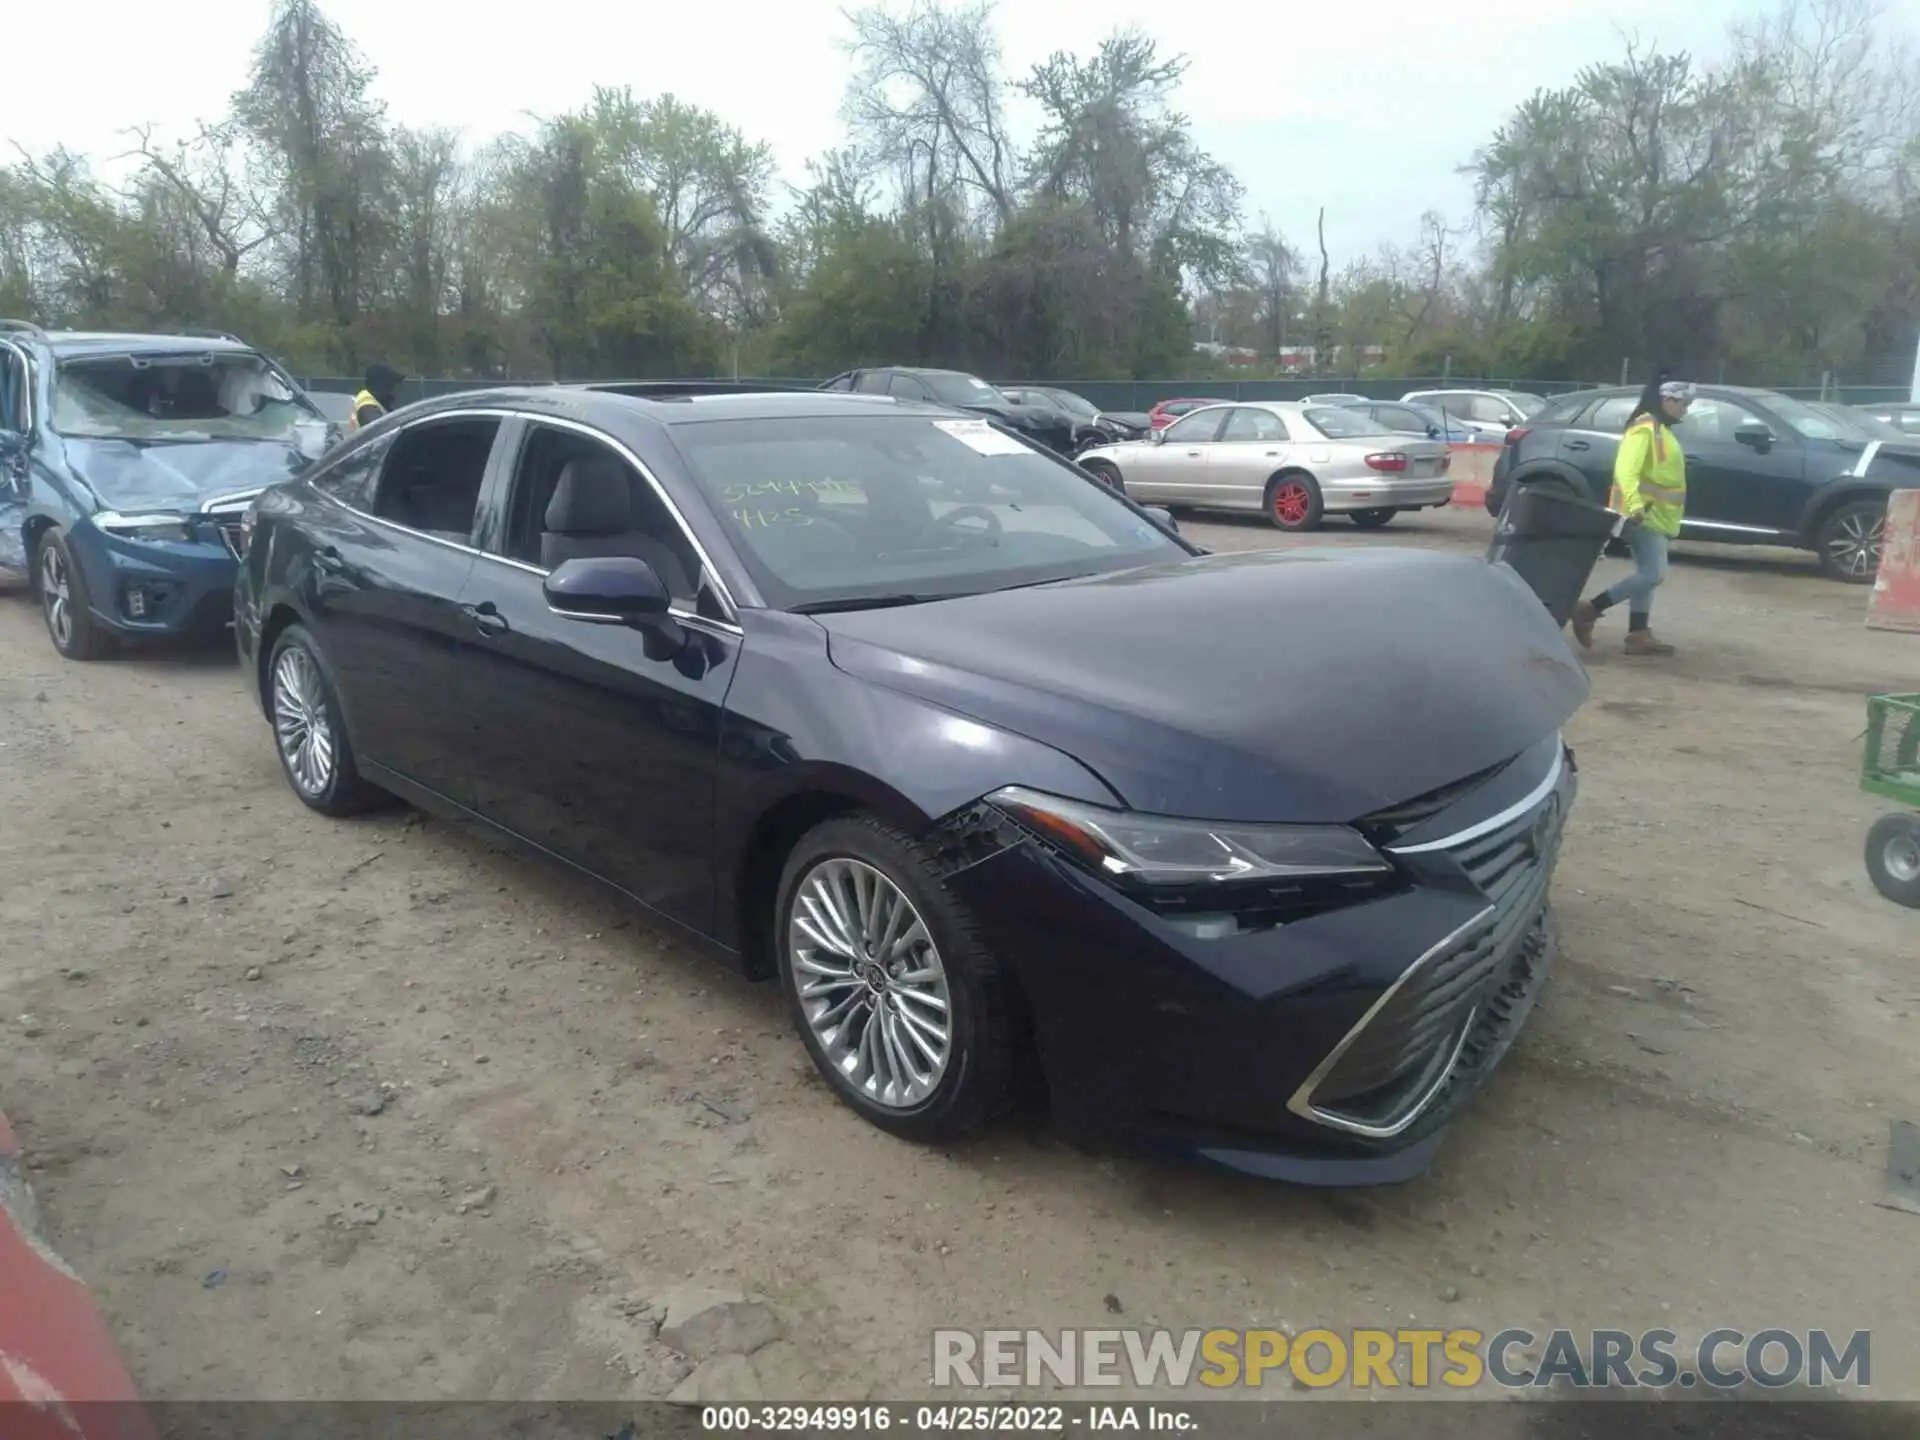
{"left": 1207, "top": 406, "right": 1294, "bottom": 505}
{"left": 302, "top": 410, "right": 508, "bottom": 804}
{"left": 1555, "top": 395, "right": 1633, "bottom": 500}
{"left": 453, "top": 417, "right": 742, "bottom": 931}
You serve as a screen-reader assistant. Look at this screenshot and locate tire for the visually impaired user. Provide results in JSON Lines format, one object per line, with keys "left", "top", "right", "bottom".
{"left": 1350, "top": 508, "right": 1398, "bottom": 529}
{"left": 1865, "top": 814, "right": 1920, "bottom": 909}
{"left": 36, "top": 528, "right": 110, "bottom": 661}
{"left": 1265, "top": 471, "right": 1324, "bottom": 532}
{"left": 1813, "top": 499, "right": 1885, "bottom": 584}
{"left": 265, "top": 623, "right": 388, "bottom": 816}
{"left": 775, "top": 813, "right": 1024, "bottom": 1144}
{"left": 1081, "top": 459, "right": 1124, "bottom": 494}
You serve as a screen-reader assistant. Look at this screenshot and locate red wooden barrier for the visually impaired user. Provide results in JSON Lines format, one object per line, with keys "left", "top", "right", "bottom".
{"left": 1867, "top": 488, "right": 1920, "bottom": 634}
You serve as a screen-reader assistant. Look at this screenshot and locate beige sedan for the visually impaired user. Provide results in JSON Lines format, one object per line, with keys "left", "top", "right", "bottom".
{"left": 1074, "top": 401, "right": 1454, "bottom": 531}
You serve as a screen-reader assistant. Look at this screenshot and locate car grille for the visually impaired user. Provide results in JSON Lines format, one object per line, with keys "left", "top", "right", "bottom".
{"left": 1296, "top": 781, "right": 1568, "bottom": 1134}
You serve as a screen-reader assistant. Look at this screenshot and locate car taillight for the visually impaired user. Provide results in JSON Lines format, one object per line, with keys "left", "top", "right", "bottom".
{"left": 1505, "top": 427, "right": 1529, "bottom": 445}
{"left": 1363, "top": 453, "right": 1407, "bottom": 472}
{"left": 1438, "top": 452, "right": 1451, "bottom": 472}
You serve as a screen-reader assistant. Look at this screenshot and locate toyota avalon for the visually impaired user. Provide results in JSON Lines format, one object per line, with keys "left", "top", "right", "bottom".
{"left": 235, "top": 383, "right": 1587, "bottom": 1185}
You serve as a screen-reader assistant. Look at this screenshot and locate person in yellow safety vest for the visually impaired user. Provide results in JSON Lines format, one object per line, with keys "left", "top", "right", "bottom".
{"left": 350, "top": 363, "right": 403, "bottom": 432}
{"left": 1570, "top": 376, "right": 1695, "bottom": 657}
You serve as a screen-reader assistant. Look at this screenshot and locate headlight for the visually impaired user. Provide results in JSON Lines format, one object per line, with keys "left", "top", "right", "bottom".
{"left": 95, "top": 512, "right": 195, "bottom": 544}
{"left": 988, "top": 787, "right": 1391, "bottom": 886}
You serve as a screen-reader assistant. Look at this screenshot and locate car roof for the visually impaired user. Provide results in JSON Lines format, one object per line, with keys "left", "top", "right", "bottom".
{"left": 388, "top": 382, "right": 957, "bottom": 429}
{"left": 37, "top": 330, "right": 258, "bottom": 359}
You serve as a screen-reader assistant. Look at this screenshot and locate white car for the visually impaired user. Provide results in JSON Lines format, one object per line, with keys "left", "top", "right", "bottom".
{"left": 1400, "top": 388, "right": 1544, "bottom": 440}
{"left": 1074, "top": 401, "right": 1453, "bottom": 531}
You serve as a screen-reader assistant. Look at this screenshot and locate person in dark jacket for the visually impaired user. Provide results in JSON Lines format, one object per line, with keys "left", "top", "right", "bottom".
{"left": 351, "top": 363, "right": 404, "bottom": 432}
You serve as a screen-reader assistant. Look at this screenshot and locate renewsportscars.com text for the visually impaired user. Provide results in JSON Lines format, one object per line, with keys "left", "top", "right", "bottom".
{"left": 931, "top": 1327, "right": 1871, "bottom": 1391}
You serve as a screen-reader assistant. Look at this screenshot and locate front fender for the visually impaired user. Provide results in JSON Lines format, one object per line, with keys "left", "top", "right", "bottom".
{"left": 1797, "top": 481, "right": 1895, "bottom": 541}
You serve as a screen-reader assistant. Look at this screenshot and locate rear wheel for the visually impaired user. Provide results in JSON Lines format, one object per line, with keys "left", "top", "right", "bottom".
{"left": 775, "top": 814, "right": 1024, "bottom": 1143}
{"left": 267, "top": 624, "right": 389, "bottom": 816}
{"left": 1865, "top": 814, "right": 1920, "bottom": 909}
{"left": 1265, "top": 471, "right": 1324, "bottom": 532}
{"left": 1080, "top": 459, "right": 1123, "bottom": 494}
{"left": 1350, "top": 508, "right": 1398, "bottom": 529}
{"left": 1814, "top": 499, "right": 1885, "bottom": 584}
{"left": 36, "top": 529, "right": 110, "bottom": 661}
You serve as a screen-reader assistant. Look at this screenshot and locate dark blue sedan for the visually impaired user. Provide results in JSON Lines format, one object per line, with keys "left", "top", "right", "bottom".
{"left": 0, "top": 321, "right": 333, "bottom": 659}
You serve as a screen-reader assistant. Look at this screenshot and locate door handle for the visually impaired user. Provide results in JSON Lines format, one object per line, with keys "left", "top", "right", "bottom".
{"left": 461, "top": 600, "right": 509, "bottom": 637}
{"left": 1185, "top": 449, "right": 1202, "bottom": 457}
{"left": 1565, "top": 440, "right": 1590, "bottom": 451}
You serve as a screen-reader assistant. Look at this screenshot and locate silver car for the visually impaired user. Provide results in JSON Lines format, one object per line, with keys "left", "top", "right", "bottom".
{"left": 1400, "top": 387, "right": 1543, "bottom": 440}
{"left": 1074, "top": 401, "right": 1453, "bottom": 531}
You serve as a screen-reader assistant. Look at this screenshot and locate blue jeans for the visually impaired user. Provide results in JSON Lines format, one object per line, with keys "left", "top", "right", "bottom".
{"left": 1598, "top": 524, "right": 1670, "bottom": 618}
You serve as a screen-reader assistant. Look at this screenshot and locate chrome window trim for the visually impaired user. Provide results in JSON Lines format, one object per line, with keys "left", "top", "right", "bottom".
{"left": 0, "top": 338, "right": 33, "bottom": 436}
{"left": 311, "top": 405, "right": 746, "bottom": 633}
{"left": 1385, "top": 742, "right": 1565, "bottom": 856}
{"left": 1283, "top": 906, "right": 1494, "bottom": 1139}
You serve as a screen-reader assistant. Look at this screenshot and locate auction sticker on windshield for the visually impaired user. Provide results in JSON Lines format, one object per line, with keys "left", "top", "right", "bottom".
{"left": 933, "top": 418, "right": 1031, "bottom": 456}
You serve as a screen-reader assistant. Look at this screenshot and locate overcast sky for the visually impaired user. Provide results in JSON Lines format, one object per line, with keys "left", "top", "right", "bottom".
{"left": 5, "top": 0, "right": 1899, "bottom": 264}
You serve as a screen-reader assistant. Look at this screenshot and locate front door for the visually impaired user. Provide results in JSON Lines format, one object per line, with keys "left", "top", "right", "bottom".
{"left": 455, "top": 418, "right": 742, "bottom": 933}
{"left": 304, "top": 413, "right": 506, "bottom": 805}
{"left": 1678, "top": 396, "right": 1808, "bottom": 535}
{"left": 1129, "top": 407, "right": 1228, "bottom": 504}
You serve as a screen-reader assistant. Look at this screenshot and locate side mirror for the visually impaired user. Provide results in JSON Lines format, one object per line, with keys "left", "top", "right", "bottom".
{"left": 1149, "top": 429, "right": 1166, "bottom": 445}
{"left": 1143, "top": 505, "right": 1178, "bottom": 533}
{"left": 1734, "top": 423, "right": 1774, "bottom": 452}
{"left": 543, "top": 555, "right": 672, "bottom": 626}
{"left": 1426, "top": 424, "right": 1442, "bottom": 438}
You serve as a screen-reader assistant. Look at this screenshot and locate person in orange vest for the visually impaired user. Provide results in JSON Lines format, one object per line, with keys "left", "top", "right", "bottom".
{"left": 1571, "top": 377, "right": 1694, "bottom": 657}
{"left": 350, "top": 363, "right": 403, "bottom": 432}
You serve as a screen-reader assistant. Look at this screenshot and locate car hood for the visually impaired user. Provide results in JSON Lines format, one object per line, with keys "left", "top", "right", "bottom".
{"left": 61, "top": 436, "right": 315, "bottom": 512}
{"left": 967, "top": 401, "right": 1067, "bottom": 431}
{"left": 818, "top": 548, "right": 1589, "bottom": 824}
{"left": 1853, "top": 439, "right": 1920, "bottom": 483}
{"left": 1101, "top": 411, "right": 1152, "bottom": 429}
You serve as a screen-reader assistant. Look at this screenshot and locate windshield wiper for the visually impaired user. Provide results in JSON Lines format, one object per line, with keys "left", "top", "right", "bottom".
{"left": 790, "top": 593, "right": 945, "bottom": 614}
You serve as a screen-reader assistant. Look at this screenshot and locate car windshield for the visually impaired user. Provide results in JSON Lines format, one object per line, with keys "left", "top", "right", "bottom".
{"left": 1041, "top": 389, "right": 1098, "bottom": 421}
{"left": 923, "top": 372, "right": 1006, "bottom": 407}
{"left": 1301, "top": 407, "right": 1390, "bottom": 439}
{"left": 1758, "top": 391, "right": 1895, "bottom": 442}
{"left": 1499, "top": 392, "right": 1546, "bottom": 416}
{"left": 672, "top": 414, "right": 1191, "bottom": 609}
{"left": 52, "top": 352, "right": 321, "bottom": 442}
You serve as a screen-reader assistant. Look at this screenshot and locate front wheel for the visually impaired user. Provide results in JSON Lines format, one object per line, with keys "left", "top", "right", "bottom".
{"left": 775, "top": 815, "right": 1024, "bottom": 1144}
{"left": 1350, "top": 508, "right": 1398, "bottom": 529}
{"left": 266, "top": 624, "right": 389, "bottom": 816}
{"left": 1265, "top": 472, "right": 1324, "bottom": 532}
{"left": 1080, "top": 459, "right": 1124, "bottom": 494}
{"left": 1866, "top": 814, "right": 1920, "bottom": 909}
{"left": 1814, "top": 499, "right": 1885, "bottom": 584}
{"left": 36, "top": 529, "right": 110, "bottom": 661}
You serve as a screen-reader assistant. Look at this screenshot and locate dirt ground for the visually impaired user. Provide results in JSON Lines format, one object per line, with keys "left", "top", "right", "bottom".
{"left": 2, "top": 504, "right": 1917, "bottom": 1408}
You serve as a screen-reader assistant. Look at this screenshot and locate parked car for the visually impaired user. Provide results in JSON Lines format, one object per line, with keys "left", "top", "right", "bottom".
{"left": 235, "top": 383, "right": 1586, "bottom": 1184}
{"left": 0, "top": 320, "right": 334, "bottom": 659}
{"left": 819, "top": 367, "right": 1075, "bottom": 455}
{"left": 1303, "top": 392, "right": 1371, "bottom": 405}
{"left": 1076, "top": 401, "right": 1454, "bottom": 531}
{"left": 1336, "top": 398, "right": 1478, "bottom": 444}
{"left": 1146, "top": 397, "right": 1219, "bottom": 431}
{"left": 1488, "top": 385, "right": 1920, "bottom": 582}
{"left": 1402, "top": 388, "right": 1545, "bottom": 440}
{"left": 999, "top": 385, "right": 1151, "bottom": 449}
{"left": 1855, "top": 400, "right": 1920, "bottom": 438}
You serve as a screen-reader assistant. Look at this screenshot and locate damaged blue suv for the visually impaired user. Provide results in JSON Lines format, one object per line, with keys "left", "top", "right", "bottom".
{"left": 0, "top": 321, "right": 335, "bottom": 660}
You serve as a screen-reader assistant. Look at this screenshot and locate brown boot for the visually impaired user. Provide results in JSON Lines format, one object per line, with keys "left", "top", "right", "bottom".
{"left": 1570, "top": 600, "right": 1598, "bottom": 649}
{"left": 1624, "top": 630, "right": 1675, "bottom": 656}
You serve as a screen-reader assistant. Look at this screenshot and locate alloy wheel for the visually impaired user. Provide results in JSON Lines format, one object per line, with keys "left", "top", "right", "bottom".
{"left": 786, "top": 857, "right": 952, "bottom": 1110}
{"left": 40, "top": 542, "right": 72, "bottom": 649}
{"left": 1272, "top": 481, "right": 1313, "bottom": 527}
{"left": 1826, "top": 510, "right": 1883, "bottom": 579}
{"left": 273, "top": 646, "right": 337, "bottom": 798}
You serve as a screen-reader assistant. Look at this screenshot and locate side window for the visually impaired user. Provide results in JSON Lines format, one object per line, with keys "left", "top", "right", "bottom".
{"left": 370, "top": 416, "right": 501, "bottom": 545}
{"left": 1682, "top": 398, "right": 1768, "bottom": 445}
{"left": 1584, "top": 397, "right": 1637, "bottom": 433}
{"left": 1222, "top": 407, "right": 1286, "bottom": 441}
{"left": 1377, "top": 405, "right": 1424, "bottom": 433}
{"left": 887, "top": 374, "right": 931, "bottom": 400}
{"left": 498, "top": 423, "right": 701, "bottom": 602}
{"left": 855, "top": 372, "right": 892, "bottom": 395}
{"left": 1164, "top": 409, "right": 1224, "bottom": 443}
{"left": 1901, "top": 413, "right": 1920, "bottom": 436}
{"left": 1467, "top": 395, "right": 1510, "bottom": 424}
{"left": 822, "top": 374, "right": 855, "bottom": 392}
{"left": 0, "top": 345, "right": 27, "bottom": 433}
{"left": 310, "top": 436, "right": 391, "bottom": 510}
